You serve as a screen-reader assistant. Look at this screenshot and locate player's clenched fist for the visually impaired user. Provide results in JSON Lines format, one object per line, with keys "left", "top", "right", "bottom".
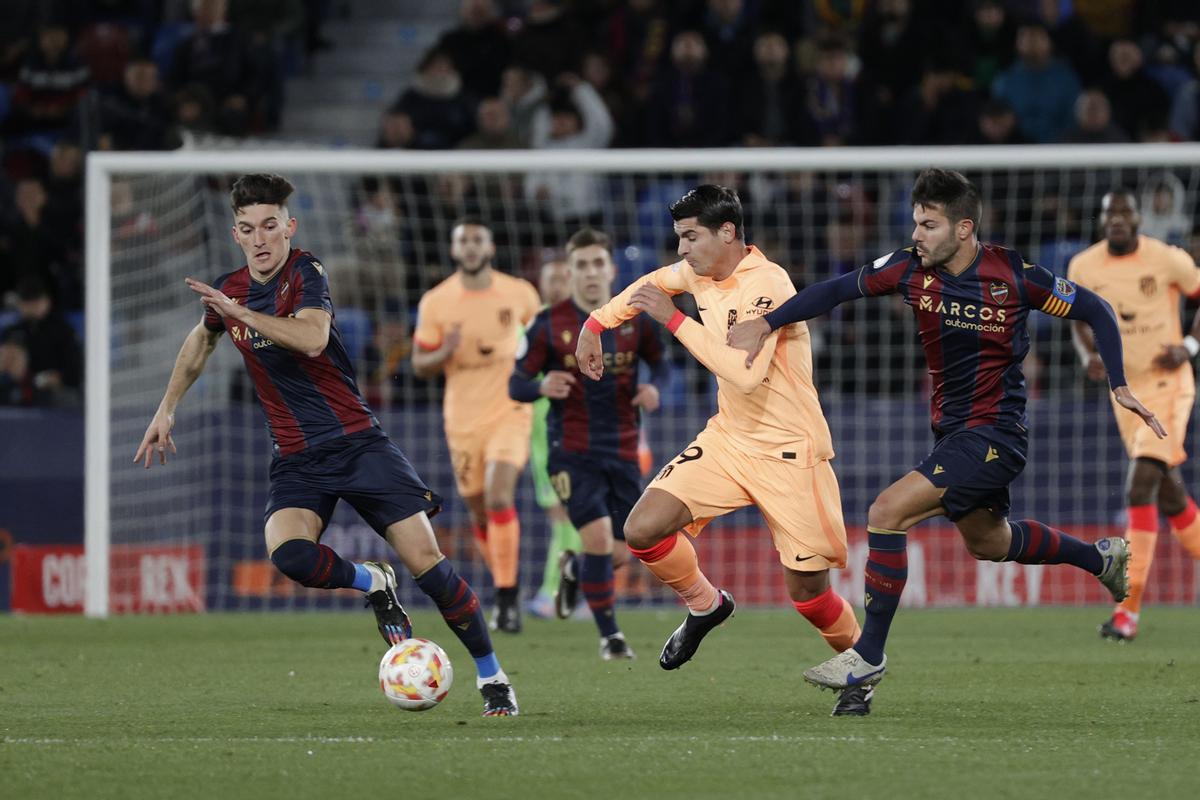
{"left": 575, "top": 325, "right": 604, "bottom": 380}
{"left": 727, "top": 317, "right": 771, "bottom": 368}
{"left": 539, "top": 370, "right": 576, "bottom": 399}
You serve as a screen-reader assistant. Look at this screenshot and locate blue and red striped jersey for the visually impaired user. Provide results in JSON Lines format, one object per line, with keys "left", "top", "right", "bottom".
{"left": 512, "top": 300, "right": 666, "bottom": 461}
{"left": 203, "top": 248, "right": 377, "bottom": 455}
{"left": 859, "top": 244, "right": 1078, "bottom": 434}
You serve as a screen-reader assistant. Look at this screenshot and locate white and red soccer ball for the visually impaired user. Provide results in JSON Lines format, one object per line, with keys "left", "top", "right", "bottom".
{"left": 378, "top": 638, "right": 453, "bottom": 711}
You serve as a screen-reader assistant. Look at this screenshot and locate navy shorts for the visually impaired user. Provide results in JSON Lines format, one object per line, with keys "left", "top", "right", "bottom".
{"left": 915, "top": 426, "right": 1027, "bottom": 521}
{"left": 546, "top": 451, "right": 642, "bottom": 540}
{"left": 266, "top": 428, "right": 442, "bottom": 536}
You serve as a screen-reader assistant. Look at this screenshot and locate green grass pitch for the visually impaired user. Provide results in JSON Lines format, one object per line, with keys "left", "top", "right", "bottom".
{"left": 2, "top": 607, "right": 1197, "bottom": 799}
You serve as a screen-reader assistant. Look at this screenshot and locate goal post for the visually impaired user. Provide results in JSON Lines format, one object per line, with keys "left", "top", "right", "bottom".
{"left": 85, "top": 144, "right": 1200, "bottom": 618}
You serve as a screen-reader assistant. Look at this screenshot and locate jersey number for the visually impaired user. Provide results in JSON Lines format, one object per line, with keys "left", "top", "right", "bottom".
{"left": 550, "top": 470, "right": 572, "bottom": 501}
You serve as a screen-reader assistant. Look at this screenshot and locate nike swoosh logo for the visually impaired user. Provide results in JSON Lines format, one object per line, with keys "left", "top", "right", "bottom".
{"left": 795, "top": 554, "right": 817, "bottom": 562}
{"left": 845, "top": 666, "right": 885, "bottom": 686}
{"left": 698, "top": 306, "right": 708, "bottom": 312}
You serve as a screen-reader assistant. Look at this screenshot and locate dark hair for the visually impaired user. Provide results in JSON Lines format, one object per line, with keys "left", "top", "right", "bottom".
{"left": 230, "top": 173, "right": 295, "bottom": 214}
{"left": 16, "top": 274, "right": 51, "bottom": 302}
{"left": 910, "top": 168, "right": 981, "bottom": 229}
{"left": 669, "top": 184, "right": 744, "bottom": 240}
{"left": 565, "top": 227, "right": 611, "bottom": 255}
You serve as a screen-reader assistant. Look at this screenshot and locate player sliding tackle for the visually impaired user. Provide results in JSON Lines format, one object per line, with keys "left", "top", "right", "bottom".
{"left": 135, "top": 174, "right": 518, "bottom": 716}
{"left": 727, "top": 168, "right": 1164, "bottom": 697}
{"left": 576, "top": 185, "right": 873, "bottom": 716}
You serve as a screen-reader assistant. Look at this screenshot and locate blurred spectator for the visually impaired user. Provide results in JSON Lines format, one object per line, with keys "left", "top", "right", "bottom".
{"left": 171, "top": 82, "right": 216, "bottom": 136}
{"left": 969, "top": 98, "right": 1028, "bottom": 145}
{"left": 5, "top": 23, "right": 90, "bottom": 137}
{"left": 580, "top": 50, "right": 635, "bottom": 147}
{"left": 643, "top": 30, "right": 730, "bottom": 147}
{"left": 1036, "top": 0, "right": 1104, "bottom": 84}
{"left": 499, "top": 65, "right": 547, "bottom": 146}
{"left": 376, "top": 109, "right": 415, "bottom": 149}
{"left": 735, "top": 30, "right": 815, "bottom": 147}
{"left": 857, "top": 0, "right": 930, "bottom": 139}
{"left": 389, "top": 48, "right": 475, "bottom": 150}
{"left": 510, "top": 0, "right": 588, "bottom": 80}
{"left": 899, "top": 50, "right": 980, "bottom": 145}
{"left": 0, "top": 275, "right": 82, "bottom": 408}
{"left": 0, "top": 0, "right": 36, "bottom": 81}
{"left": 458, "top": 97, "right": 521, "bottom": 149}
{"left": 1139, "top": 172, "right": 1192, "bottom": 246}
{"left": 76, "top": 56, "right": 179, "bottom": 150}
{"left": 696, "top": 0, "right": 755, "bottom": 86}
{"left": 169, "top": 0, "right": 264, "bottom": 135}
{"left": 992, "top": 22, "right": 1081, "bottom": 143}
{"left": 0, "top": 177, "right": 73, "bottom": 309}
{"left": 43, "top": 141, "right": 84, "bottom": 305}
{"left": 1073, "top": 0, "right": 1138, "bottom": 41}
{"left": 437, "top": 0, "right": 510, "bottom": 99}
{"left": 966, "top": 0, "right": 1016, "bottom": 90}
{"left": 805, "top": 34, "right": 860, "bottom": 147}
{"left": 1060, "top": 89, "right": 1130, "bottom": 143}
{"left": 1101, "top": 39, "right": 1171, "bottom": 141}
{"left": 1169, "top": 40, "right": 1200, "bottom": 140}
{"left": 602, "top": 0, "right": 669, "bottom": 108}
{"left": 526, "top": 76, "right": 614, "bottom": 226}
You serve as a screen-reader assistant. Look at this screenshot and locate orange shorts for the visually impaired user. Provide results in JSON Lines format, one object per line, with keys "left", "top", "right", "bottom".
{"left": 1113, "top": 372, "right": 1194, "bottom": 467}
{"left": 446, "top": 405, "right": 532, "bottom": 497}
{"left": 648, "top": 427, "right": 848, "bottom": 571}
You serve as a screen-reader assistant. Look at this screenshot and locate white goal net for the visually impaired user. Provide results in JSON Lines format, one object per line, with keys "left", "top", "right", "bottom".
{"left": 86, "top": 146, "right": 1200, "bottom": 616}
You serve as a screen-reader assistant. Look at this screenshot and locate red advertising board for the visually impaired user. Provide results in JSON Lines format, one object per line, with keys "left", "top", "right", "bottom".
{"left": 11, "top": 544, "right": 206, "bottom": 613}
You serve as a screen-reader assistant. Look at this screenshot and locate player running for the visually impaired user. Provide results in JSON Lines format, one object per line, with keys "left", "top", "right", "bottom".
{"left": 134, "top": 174, "right": 518, "bottom": 716}
{"left": 411, "top": 219, "right": 541, "bottom": 633}
{"left": 1068, "top": 189, "right": 1200, "bottom": 641}
{"left": 511, "top": 228, "right": 668, "bottom": 660}
{"left": 526, "top": 257, "right": 585, "bottom": 620}
{"left": 728, "top": 168, "right": 1163, "bottom": 698}
{"left": 576, "top": 186, "right": 870, "bottom": 715}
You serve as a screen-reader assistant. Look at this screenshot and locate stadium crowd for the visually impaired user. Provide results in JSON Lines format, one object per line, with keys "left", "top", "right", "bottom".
{"left": 5, "top": 0, "right": 1200, "bottom": 406}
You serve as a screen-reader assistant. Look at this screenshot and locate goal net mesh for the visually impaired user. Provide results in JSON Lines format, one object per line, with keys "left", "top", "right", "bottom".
{"left": 101, "top": 154, "right": 1200, "bottom": 612}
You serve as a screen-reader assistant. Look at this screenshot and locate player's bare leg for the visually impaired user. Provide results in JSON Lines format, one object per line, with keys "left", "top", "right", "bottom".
{"left": 559, "top": 516, "right": 634, "bottom": 659}
{"left": 484, "top": 459, "right": 523, "bottom": 633}
{"left": 462, "top": 493, "right": 491, "bottom": 571}
{"left": 804, "top": 472, "right": 941, "bottom": 691}
{"left": 264, "top": 508, "right": 412, "bottom": 645}
{"left": 385, "top": 512, "right": 517, "bottom": 716}
{"left": 625, "top": 488, "right": 733, "bottom": 670}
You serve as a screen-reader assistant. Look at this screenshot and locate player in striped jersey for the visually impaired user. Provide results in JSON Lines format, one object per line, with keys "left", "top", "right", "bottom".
{"left": 134, "top": 174, "right": 518, "bottom": 716}
{"left": 729, "top": 168, "right": 1164, "bottom": 698}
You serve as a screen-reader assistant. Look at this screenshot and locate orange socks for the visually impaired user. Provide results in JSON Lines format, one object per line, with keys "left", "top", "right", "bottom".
{"left": 628, "top": 532, "right": 719, "bottom": 614}
{"left": 1168, "top": 498, "right": 1200, "bottom": 559}
{"left": 487, "top": 507, "right": 520, "bottom": 589}
{"left": 794, "top": 588, "right": 861, "bottom": 652}
{"left": 1119, "top": 505, "right": 1157, "bottom": 615}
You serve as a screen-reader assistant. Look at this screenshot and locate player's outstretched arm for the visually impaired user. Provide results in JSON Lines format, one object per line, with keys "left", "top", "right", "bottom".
{"left": 1069, "top": 321, "right": 1107, "bottom": 382}
{"left": 134, "top": 322, "right": 222, "bottom": 468}
{"left": 1064, "top": 287, "right": 1165, "bottom": 438}
{"left": 727, "top": 270, "right": 863, "bottom": 367}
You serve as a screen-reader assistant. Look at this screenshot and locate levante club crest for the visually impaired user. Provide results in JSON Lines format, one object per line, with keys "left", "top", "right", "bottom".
{"left": 989, "top": 281, "right": 1009, "bottom": 305}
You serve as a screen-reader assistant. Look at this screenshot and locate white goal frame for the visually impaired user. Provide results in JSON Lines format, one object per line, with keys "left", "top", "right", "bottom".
{"left": 85, "top": 143, "right": 1200, "bottom": 617}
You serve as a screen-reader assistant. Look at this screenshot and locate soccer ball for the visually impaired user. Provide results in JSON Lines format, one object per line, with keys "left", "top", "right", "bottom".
{"left": 378, "top": 638, "right": 453, "bottom": 711}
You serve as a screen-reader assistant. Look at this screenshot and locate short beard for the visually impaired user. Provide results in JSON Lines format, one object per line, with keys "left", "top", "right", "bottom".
{"left": 458, "top": 257, "right": 491, "bottom": 276}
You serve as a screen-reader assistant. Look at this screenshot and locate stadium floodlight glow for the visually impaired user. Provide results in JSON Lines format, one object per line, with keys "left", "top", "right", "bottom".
{"left": 86, "top": 144, "right": 1200, "bottom": 618}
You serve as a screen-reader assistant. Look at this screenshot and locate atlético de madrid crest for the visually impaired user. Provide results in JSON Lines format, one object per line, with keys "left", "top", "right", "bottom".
{"left": 989, "top": 281, "right": 1009, "bottom": 305}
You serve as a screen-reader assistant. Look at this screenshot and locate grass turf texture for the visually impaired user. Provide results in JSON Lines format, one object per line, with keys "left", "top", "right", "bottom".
{"left": 2, "top": 608, "right": 1197, "bottom": 800}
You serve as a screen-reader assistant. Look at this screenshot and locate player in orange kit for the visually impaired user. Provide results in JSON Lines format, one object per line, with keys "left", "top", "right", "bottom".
{"left": 412, "top": 218, "right": 541, "bottom": 633}
{"left": 575, "top": 185, "right": 869, "bottom": 715}
{"left": 1068, "top": 189, "right": 1200, "bottom": 641}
